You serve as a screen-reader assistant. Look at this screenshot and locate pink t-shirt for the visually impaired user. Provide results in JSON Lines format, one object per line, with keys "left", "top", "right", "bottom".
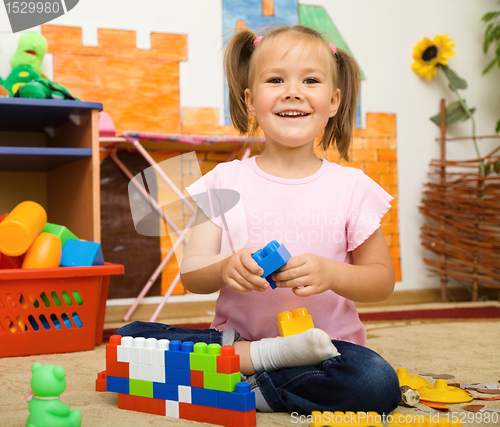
{"left": 186, "top": 156, "right": 393, "bottom": 346}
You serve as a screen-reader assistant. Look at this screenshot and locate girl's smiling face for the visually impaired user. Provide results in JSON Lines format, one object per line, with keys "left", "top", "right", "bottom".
{"left": 245, "top": 40, "right": 340, "bottom": 150}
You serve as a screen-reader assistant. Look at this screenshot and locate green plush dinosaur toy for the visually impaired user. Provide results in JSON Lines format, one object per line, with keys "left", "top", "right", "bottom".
{"left": 0, "top": 32, "right": 78, "bottom": 100}
{"left": 26, "top": 362, "right": 82, "bottom": 427}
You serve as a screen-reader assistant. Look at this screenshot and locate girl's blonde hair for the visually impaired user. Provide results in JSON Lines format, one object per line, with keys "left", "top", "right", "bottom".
{"left": 224, "top": 25, "right": 360, "bottom": 161}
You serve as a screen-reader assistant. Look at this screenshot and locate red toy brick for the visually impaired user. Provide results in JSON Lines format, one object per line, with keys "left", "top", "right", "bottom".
{"left": 95, "top": 371, "right": 107, "bottom": 392}
{"left": 106, "top": 360, "right": 129, "bottom": 378}
{"left": 106, "top": 344, "right": 117, "bottom": 362}
{"left": 118, "top": 393, "right": 166, "bottom": 416}
{"left": 231, "top": 408, "right": 257, "bottom": 427}
{"left": 191, "top": 370, "right": 204, "bottom": 388}
{"left": 109, "top": 335, "right": 122, "bottom": 345}
{"left": 217, "top": 345, "right": 240, "bottom": 374}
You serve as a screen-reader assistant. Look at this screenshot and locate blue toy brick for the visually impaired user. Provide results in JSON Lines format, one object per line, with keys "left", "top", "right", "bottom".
{"left": 166, "top": 367, "right": 191, "bottom": 387}
{"left": 251, "top": 240, "right": 291, "bottom": 289}
{"left": 60, "top": 239, "right": 104, "bottom": 267}
{"left": 217, "top": 382, "right": 256, "bottom": 412}
{"left": 164, "top": 341, "right": 194, "bottom": 369}
{"left": 191, "top": 387, "right": 218, "bottom": 408}
{"left": 153, "top": 382, "right": 178, "bottom": 401}
{"left": 106, "top": 376, "right": 129, "bottom": 394}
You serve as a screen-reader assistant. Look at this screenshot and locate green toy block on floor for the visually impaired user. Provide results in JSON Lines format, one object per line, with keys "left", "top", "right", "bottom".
{"left": 190, "top": 342, "right": 221, "bottom": 373}
{"left": 43, "top": 223, "right": 78, "bottom": 248}
{"left": 60, "top": 239, "right": 104, "bottom": 267}
{"left": 204, "top": 371, "right": 240, "bottom": 392}
{"left": 129, "top": 379, "right": 153, "bottom": 398}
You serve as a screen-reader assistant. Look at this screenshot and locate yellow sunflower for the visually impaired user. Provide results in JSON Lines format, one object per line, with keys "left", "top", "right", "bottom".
{"left": 412, "top": 35, "right": 456, "bottom": 80}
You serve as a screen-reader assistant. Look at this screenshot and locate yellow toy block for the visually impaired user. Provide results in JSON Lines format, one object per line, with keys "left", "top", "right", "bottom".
{"left": 277, "top": 308, "right": 314, "bottom": 337}
{"left": 310, "top": 411, "right": 383, "bottom": 427}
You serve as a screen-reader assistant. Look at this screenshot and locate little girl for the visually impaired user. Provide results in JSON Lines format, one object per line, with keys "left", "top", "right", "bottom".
{"left": 117, "top": 25, "right": 401, "bottom": 415}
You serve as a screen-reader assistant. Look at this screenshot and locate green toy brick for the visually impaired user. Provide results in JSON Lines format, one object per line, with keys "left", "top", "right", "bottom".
{"left": 43, "top": 223, "right": 78, "bottom": 248}
{"left": 204, "top": 371, "right": 240, "bottom": 392}
{"left": 129, "top": 379, "right": 153, "bottom": 398}
{"left": 190, "top": 342, "right": 221, "bottom": 373}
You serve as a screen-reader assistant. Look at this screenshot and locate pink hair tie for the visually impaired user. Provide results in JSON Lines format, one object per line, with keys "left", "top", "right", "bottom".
{"left": 329, "top": 43, "right": 337, "bottom": 55}
{"left": 253, "top": 36, "right": 263, "bottom": 47}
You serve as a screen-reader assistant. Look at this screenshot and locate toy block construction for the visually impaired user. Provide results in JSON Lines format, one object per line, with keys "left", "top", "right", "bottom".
{"left": 60, "top": 239, "right": 104, "bottom": 267}
{"left": 277, "top": 308, "right": 314, "bottom": 337}
{"left": 251, "top": 240, "right": 291, "bottom": 289}
{"left": 97, "top": 335, "right": 256, "bottom": 427}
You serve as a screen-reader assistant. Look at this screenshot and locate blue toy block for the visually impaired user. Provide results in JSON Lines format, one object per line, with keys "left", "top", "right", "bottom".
{"left": 166, "top": 367, "right": 191, "bottom": 387}
{"left": 164, "top": 341, "right": 194, "bottom": 369}
{"left": 191, "top": 387, "right": 218, "bottom": 408}
{"left": 60, "top": 239, "right": 104, "bottom": 267}
{"left": 251, "top": 240, "right": 291, "bottom": 289}
{"left": 217, "top": 382, "right": 256, "bottom": 412}
{"left": 153, "top": 382, "right": 178, "bottom": 401}
{"left": 106, "top": 376, "right": 129, "bottom": 394}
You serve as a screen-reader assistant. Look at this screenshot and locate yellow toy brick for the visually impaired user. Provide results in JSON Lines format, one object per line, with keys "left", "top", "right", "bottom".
{"left": 310, "top": 411, "right": 383, "bottom": 427}
{"left": 277, "top": 308, "right": 314, "bottom": 337}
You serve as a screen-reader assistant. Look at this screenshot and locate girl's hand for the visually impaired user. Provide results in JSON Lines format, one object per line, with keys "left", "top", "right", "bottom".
{"left": 273, "top": 253, "right": 335, "bottom": 297}
{"left": 222, "top": 247, "right": 270, "bottom": 292}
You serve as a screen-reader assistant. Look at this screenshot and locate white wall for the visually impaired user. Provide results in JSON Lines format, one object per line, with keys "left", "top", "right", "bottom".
{"left": 1, "top": 0, "right": 498, "bottom": 292}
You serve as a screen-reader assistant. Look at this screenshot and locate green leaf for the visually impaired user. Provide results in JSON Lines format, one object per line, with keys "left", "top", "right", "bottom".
{"left": 441, "top": 66, "right": 468, "bottom": 90}
{"left": 482, "top": 55, "right": 500, "bottom": 74}
{"left": 494, "top": 161, "right": 500, "bottom": 174}
{"left": 496, "top": 119, "right": 500, "bottom": 134}
{"left": 482, "top": 11, "right": 500, "bottom": 22}
{"left": 484, "top": 23, "right": 495, "bottom": 53}
{"left": 485, "top": 164, "right": 492, "bottom": 175}
{"left": 430, "top": 101, "right": 476, "bottom": 127}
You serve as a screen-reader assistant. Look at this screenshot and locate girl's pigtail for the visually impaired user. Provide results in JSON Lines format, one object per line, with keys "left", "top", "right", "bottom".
{"left": 224, "top": 29, "right": 257, "bottom": 134}
{"left": 322, "top": 49, "right": 361, "bottom": 161}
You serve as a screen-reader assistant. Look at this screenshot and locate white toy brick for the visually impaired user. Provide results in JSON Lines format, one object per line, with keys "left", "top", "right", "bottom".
{"left": 152, "top": 339, "right": 169, "bottom": 367}
{"left": 153, "top": 365, "right": 166, "bottom": 383}
{"left": 129, "top": 363, "right": 141, "bottom": 380}
{"left": 178, "top": 385, "right": 191, "bottom": 404}
{"left": 129, "top": 337, "right": 145, "bottom": 364}
{"left": 117, "top": 336, "right": 133, "bottom": 362}
{"left": 140, "top": 338, "right": 157, "bottom": 365}
{"left": 140, "top": 364, "right": 154, "bottom": 382}
{"left": 165, "top": 400, "right": 179, "bottom": 418}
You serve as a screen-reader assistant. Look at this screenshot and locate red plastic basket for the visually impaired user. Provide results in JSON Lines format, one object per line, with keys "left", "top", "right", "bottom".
{"left": 0, "top": 263, "right": 123, "bottom": 357}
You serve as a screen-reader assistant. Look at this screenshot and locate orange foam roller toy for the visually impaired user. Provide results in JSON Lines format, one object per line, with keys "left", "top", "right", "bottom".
{"left": 0, "top": 201, "right": 47, "bottom": 256}
{"left": 22, "top": 232, "right": 61, "bottom": 269}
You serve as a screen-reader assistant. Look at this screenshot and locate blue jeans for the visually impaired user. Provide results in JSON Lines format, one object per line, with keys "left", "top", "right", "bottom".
{"left": 115, "top": 322, "right": 401, "bottom": 414}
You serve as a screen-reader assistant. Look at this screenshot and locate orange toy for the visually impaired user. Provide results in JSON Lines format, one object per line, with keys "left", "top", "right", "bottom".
{"left": 22, "top": 233, "right": 62, "bottom": 269}
{"left": 0, "top": 201, "right": 47, "bottom": 256}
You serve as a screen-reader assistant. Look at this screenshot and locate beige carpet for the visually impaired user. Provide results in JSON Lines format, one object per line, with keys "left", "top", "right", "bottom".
{"left": 1, "top": 308, "right": 499, "bottom": 427}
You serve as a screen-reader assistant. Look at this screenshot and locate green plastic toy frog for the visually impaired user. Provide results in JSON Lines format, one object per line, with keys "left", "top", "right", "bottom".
{"left": 26, "top": 362, "right": 82, "bottom": 427}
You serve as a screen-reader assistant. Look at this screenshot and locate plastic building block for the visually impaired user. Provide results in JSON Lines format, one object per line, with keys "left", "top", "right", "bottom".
{"left": 42, "top": 223, "right": 78, "bottom": 248}
{"left": 417, "top": 379, "right": 473, "bottom": 403}
{"left": 106, "top": 335, "right": 121, "bottom": 361}
{"left": 310, "top": 411, "right": 383, "bottom": 427}
{"left": 204, "top": 371, "right": 241, "bottom": 392}
{"left": 129, "top": 379, "right": 153, "bottom": 398}
{"left": 22, "top": 232, "right": 61, "bottom": 269}
{"left": 251, "top": 240, "right": 291, "bottom": 289}
{"left": 191, "top": 370, "right": 204, "bottom": 388}
{"left": 277, "top": 307, "right": 314, "bottom": 337}
{"left": 192, "top": 386, "right": 218, "bottom": 407}
{"left": 95, "top": 371, "right": 107, "bottom": 392}
{"left": 396, "top": 368, "right": 431, "bottom": 389}
{"left": 106, "top": 376, "right": 129, "bottom": 394}
{"left": 232, "top": 407, "right": 257, "bottom": 427}
{"left": 0, "top": 201, "right": 47, "bottom": 256}
{"left": 60, "top": 239, "right": 104, "bottom": 267}
{"left": 165, "top": 340, "right": 194, "bottom": 369}
{"left": 217, "top": 345, "right": 240, "bottom": 374}
{"left": 218, "top": 382, "right": 256, "bottom": 412}
{"left": 116, "top": 336, "right": 134, "bottom": 362}
{"left": 178, "top": 385, "right": 192, "bottom": 403}
{"left": 106, "top": 360, "right": 129, "bottom": 378}
{"left": 153, "top": 382, "right": 178, "bottom": 401}
{"left": 165, "top": 400, "right": 179, "bottom": 418}
{"left": 388, "top": 413, "right": 462, "bottom": 427}
{"left": 166, "top": 367, "right": 191, "bottom": 386}
{"left": 190, "top": 342, "right": 221, "bottom": 372}
{"left": 27, "top": 362, "right": 82, "bottom": 427}
{"left": 118, "top": 393, "right": 166, "bottom": 416}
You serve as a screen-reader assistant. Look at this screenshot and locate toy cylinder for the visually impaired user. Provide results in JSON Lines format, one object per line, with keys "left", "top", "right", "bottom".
{"left": 22, "top": 233, "right": 61, "bottom": 269}
{"left": 277, "top": 311, "right": 293, "bottom": 322}
{"left": 292, "top": 308, "right": 308, "bottom": 318}
{"left": 0, "top": 201, "right": 47, "bottom": 256}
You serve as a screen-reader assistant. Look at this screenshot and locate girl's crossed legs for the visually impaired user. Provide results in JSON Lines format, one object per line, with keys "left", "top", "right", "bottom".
{"left": 115, "top": 321, "right": 401, "bottom": 414}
